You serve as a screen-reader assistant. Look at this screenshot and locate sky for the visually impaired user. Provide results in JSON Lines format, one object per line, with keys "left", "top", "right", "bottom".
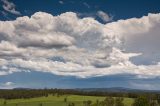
{"left": 0, "top": 0, "right": 160, "bottom": 90}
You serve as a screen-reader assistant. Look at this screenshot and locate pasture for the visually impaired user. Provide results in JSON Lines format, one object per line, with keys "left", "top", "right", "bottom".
{"left": 0, "top": 95, "right": 134, "bottom": 106}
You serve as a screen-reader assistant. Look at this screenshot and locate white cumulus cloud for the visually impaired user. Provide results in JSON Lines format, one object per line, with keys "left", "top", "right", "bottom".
{"left": 0, "top": 12, "right": 160, "bottom": 78}
{"left": 4, "top": 82, "right": 14, "bottom": 86}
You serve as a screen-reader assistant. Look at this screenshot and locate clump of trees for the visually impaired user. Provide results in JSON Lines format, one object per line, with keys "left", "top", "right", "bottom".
{"left": 83, "top": 100, "right": 92, "bottom": 106}
{"left": 132, "top": 96, "right": 150, "bottom": 106}
{"left": 68, "top": 102, "right": 75, "bottom": 106}
{"left": 132, "top": 95, "right": 159, "bottom": 106}
{"left": 104, "top": 97, "right": 114, "bottom": 106}
{"left": 115, "top": 97, "right": 124, "bottom": 106}
{"left": 39, "top": 103, "right": 43, "bottom": 106}
{"left": 3, "top": 100, "right": 7, "bottom": 105}
{"left": 64, "top": 97, "right": 68, "bottom": 102}
{"left": 92, "top": 97, "right": 124, "bottom": 106}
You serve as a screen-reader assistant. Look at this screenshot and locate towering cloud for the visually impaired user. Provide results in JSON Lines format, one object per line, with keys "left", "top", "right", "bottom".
{"left": 0, "top": 12, "right": 160, "bottom": 78}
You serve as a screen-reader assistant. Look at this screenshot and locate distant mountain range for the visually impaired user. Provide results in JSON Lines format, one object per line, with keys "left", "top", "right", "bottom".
{"left": 76, "top": 87, "right": 160, "bottom": 93}
{"left": 10, "top": 87, "right": 160, "bottom": 93}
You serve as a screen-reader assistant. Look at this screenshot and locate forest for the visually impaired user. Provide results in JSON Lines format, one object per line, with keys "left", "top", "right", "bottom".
{"left": 0, "top": 89, "right": 160, "bottom": 106}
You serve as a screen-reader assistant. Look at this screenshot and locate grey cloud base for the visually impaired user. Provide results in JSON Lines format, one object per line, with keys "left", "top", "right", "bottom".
{"left": 0, "top": 12, "right": 160, "bottom": 78}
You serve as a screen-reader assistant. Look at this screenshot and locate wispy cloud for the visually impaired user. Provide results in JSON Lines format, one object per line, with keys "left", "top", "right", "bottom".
{"left": 59, "top": 0, "right": 64, "bottom": 4}
{"left": 97, "top": 10, "right": 112, "bottom": 22}
{"left": 1, "top": 0, "right": 21, "bottom": 15}
{"left": 0, "top": 10, "right": 11, "bottom": 19}
{"left": 83, "top": 2, "right": 90, "bottom": 8}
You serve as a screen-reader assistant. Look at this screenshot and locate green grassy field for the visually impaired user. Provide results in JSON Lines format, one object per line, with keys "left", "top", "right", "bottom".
{"left": 0, "top": 95, "right": 134, "bottom": 106}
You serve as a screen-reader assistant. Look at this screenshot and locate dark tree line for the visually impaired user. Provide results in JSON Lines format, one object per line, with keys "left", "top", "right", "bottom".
{"left": 0, "top": 88, "right": 160, "bottom": 101}
{"left": 0, "top": 89, "right": 160, "bottom": 106}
